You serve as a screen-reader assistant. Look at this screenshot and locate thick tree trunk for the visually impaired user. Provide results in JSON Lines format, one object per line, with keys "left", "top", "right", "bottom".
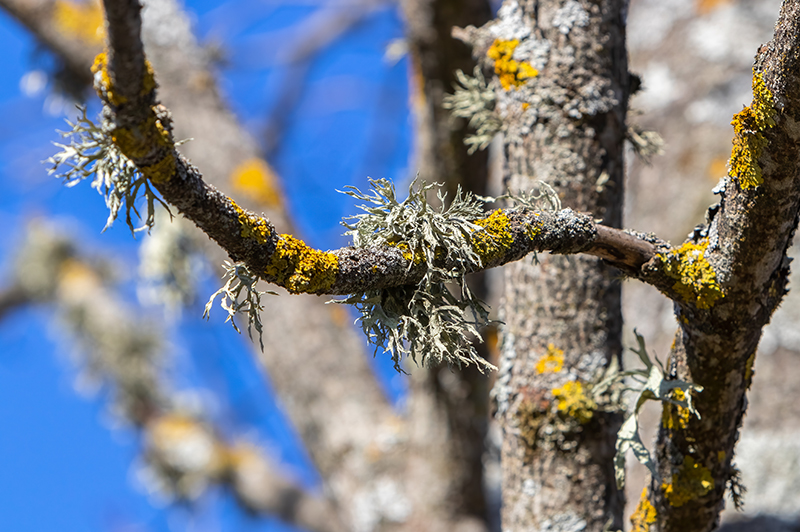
{"left": 467, "top": 1, "right": 631, "bottom": 529}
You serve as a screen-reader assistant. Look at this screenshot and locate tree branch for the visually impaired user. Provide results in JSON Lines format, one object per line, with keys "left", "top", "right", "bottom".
{"left": 644, "top": 1, "right": 800, "bottom": 530}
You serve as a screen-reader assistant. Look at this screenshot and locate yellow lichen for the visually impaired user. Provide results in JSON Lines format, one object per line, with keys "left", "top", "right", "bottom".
{"left": 630, "top": 487, "right": 657, "bottom": 532}
{"left": 744, "top": 350, "right": 756, "bottom": 385}
{"left": 53, "top": 0, "right": 105, "bottom": 45}
{"left": 92, "top": 52, "right": 175, "bottom": 183}
{"left": 659, "top": 238, "right": 723, "bottom": 309}
{"left": 92, "top": 52, "right": 157, "bottom": 107}
{"left": 472, "top": 210, "right": 514, "bottom": 265}
{"left": 109, "top": 113, "right": 176, "bottom": 183}
{"left": 264, "top": 234, "right": 339, "bottom": 294}
{"left": 230, "top": 158, "right": 282, "bottom": 208}
{"left": 232, "top": 201, "right": 273, "bottom": 245}
{"left": 662, "top": 456, "right": 714, "bottom": 507}
{"left": 661, "top": 388, "right": 691, "bottom": 430}
{"left": 552, "top": 380, "right": 596, "bottom": 424}
{"left": 717, "top": 450, "right": 726, "bottom": 463}
{"left": 728, "top": 71, "right": 776, "bottom": 189}
{"left": 487, "top": 39, "right": 539, "bottom": 90}
{"left": 535, "top": 343, "right": 564, "bottom": 374}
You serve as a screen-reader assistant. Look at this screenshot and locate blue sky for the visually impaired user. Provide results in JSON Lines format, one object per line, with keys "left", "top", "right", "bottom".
{"left": 0, "top": 2, "right": 412, "bottom": 530}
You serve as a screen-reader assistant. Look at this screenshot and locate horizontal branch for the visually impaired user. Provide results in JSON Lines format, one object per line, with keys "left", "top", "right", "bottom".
{"left": 93, "top": 0, "right": 666, "bottom": 297}
{"left": 95, "top": 0, "right": 661, "bottom": 293}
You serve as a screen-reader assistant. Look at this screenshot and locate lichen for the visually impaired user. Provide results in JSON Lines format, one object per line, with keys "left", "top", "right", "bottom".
{"left": 661, "top": 388, "right": 691, "bottom": 430}
{"left": 745, "top": 350, "right": 756, "bottom": 385}
{"left": 552, "top": 380, "right": 596, "bottom": 424}
{"left": 535, "top": 343, "right": 564, "bottom": 374}
{"left": 232, "top": 201, "right": 273, "bottom": 245}
{"left": 230, "top": 158, "right": 282, "bottom": 208}
{"left": 53, "top": 0, "right": 105, "bottom": 45}
{"left": 264, "top": 235, "right": 339, "bottom": 294}
{"left": 728, "top": 71, "right": 776, "bottom": 189}
{"left": 92, "top": 53, "right": 175, "bottom": 184}
{"left": 630, "top": 487, "right": 657, "bottom": 532}
{"left": 662, "top": 456, "right": 714, "bottom": 507}
{"left": 659, "top": 239, "right": 723, "bottom": 309}
{"left": 487, "top": 39, "right": 538, "bottom": 91}
{"left": 472, "top": 210, "right": 514, "bottom": 264}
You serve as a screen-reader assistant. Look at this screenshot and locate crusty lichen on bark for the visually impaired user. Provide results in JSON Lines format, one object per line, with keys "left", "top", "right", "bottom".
{"left": 728, "top": 71, "right": 777, "bottom": 190}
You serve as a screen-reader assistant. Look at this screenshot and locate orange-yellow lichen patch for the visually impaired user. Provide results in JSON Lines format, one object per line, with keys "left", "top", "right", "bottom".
{"left": 662, "top": 456, "right": 714, "bottom": 507}
{"left": 230, "top": 158, "right": 282, "bottom": 208}
{"left": 487, "top": 39, "right": 538, "bottom": 90}
{"left": 264, "top": 234, "right": 339, "bottom": 294}
{"left": 728, "top": 71, "right": 776, "bottom": 189}
{"left": 232, "top": 201, "right": 273, "bottom": 245}
{"left": 630, "top": 487, "right": 657, "bottom": 532}
{"left": 662, "top": 388, "right": 691, "bottom": 430}
{"left": 695, "top": 0, "right": 731, "bottom": 15}
{"left": 552, "top": 380, "right": 596, "bottom": 424}
{"left": 472, "top": 210, "right": 514, "bottom": 265}
{"left": 53, "top": 0, "right": 104, "bottom": 45}
{"left": 92, "top": 52, "right": 157, "bottom": 107}
{"left": 535, "top": 343, "right": 564, "bottom": 374}
{"left": 659, "top": 239, "right": 723, "bottom": 309}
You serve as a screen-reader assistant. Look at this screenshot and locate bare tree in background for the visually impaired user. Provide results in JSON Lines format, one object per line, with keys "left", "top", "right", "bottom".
{"left": 2, "top": 1, "right": 800, "bottom": 532}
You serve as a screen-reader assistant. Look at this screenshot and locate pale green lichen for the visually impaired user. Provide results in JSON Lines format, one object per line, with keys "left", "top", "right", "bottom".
{"left": 337, "top": 178, "right": 495, "bottom": 371}
{"left": 630, "top": 488, "right": 657, "bottom": 532}
{"left": 659, "top": 239, "right": 723, "bottom": 309}
{"left": 204, "top": 261, "right": 275, "bottom": 351}
{"left": 662, "top": 456, "right": 714, "bottom": 507}
{"left": 443, "top": 67, "right": 502, "bottom": 153}
{"left": 47, "top": 106, "right": 169, "bottom": 234}
{"left": 264, "top": 234, "right": 339, "bottom": 294}
{"left": 608, "top": 331, "right": 703, "bottom": 489}
{"left": 728, "top": 71, "right": 776, "bottom": 189}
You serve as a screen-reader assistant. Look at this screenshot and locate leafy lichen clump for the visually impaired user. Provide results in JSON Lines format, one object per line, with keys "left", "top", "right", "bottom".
{"left": 659, "top": 239, "right": 723, "bottom": 309}
{"left": 662, "top": 456, "right": 714, "bottom": 507}
{"left": 264, "top": 235, "right": 339, "bottom": 294}
{"left": 47, "top": 107, "right": 168, "bottom": 233}
{"left": 487, "top": 39, "right": 538, "bottom": 90}
{"left": 630, "top": 488, "right": 657, "bottom": 532}
{"left": 728, "top": 71, "right": 776, "bottom": 189}
{"left": 552, "top": 381, "right": 596, "bottom": 424}
{"left": 612, "top": 332, "right": 703, "bottom": 490}
{"left": 338, "top": 178, "right": 495, "bottom": 371}
{"left": 443, "top": 67, "right": 501, "bottom": 153}
{"left": 204, "top": 261, "right": 273, "bottom": 350}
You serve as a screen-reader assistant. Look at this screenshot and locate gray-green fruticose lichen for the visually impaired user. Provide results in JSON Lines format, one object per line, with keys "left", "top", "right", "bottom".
{"left": 337, "top": 178, "right": 499, "bottom": 372}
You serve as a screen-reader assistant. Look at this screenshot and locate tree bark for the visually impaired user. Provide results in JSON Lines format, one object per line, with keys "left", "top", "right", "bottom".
{"left": 463, "top": 1, "right": 631, "bottom": 529}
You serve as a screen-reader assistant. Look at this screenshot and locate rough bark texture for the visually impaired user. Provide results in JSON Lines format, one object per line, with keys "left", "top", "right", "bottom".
{"left": 644, "top": 2, "right": 800, "bottom": 530}
{"left": 462, "top": 1, "right": 632, "bottom": 529}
